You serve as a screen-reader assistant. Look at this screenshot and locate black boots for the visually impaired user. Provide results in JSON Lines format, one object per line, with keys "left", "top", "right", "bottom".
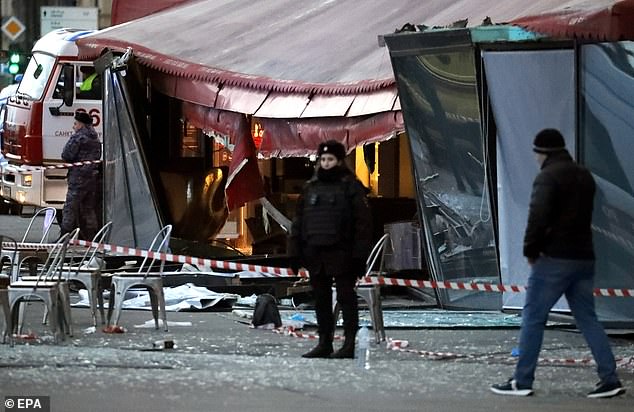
{"left": 331, "top": 296, "right": 358, "bottom": 359}
{"left": 301, "top": 342, "right": 334, "bottom": 358}
{"left": 330, "top": 337, "right": 355, "bottom": 358}
{"left": 302, "top": 328, "right": 334, "bottom": 358}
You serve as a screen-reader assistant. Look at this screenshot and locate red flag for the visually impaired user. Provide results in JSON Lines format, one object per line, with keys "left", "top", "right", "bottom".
{"left": 225, "top": 128, "right": 265, "bottom": 211}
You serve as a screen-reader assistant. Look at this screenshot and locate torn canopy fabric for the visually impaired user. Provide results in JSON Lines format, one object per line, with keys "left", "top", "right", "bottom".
{"left": 182, "top": 101, "right": 402, "bottom": 159}
{"left": 511, "top": 0, "right": 634, "bottom": 42}
{"left": 103, "top": 68, "right": 164, "bottom": 247}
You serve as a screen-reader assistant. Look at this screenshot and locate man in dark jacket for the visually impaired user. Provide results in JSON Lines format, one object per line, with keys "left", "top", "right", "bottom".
{"left": 61, "top": 111, "right": 102, "bottom": 240}
{"left": 288, "top": 140, "right": 372, "bottom": 358}
{"left": 491, "top": 129, "right": 624, "bottom": 398}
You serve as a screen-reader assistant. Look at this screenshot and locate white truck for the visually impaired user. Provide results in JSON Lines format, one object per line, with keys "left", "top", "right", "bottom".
{"left": 0, "top": 29, "right": 102, "bottom": 210}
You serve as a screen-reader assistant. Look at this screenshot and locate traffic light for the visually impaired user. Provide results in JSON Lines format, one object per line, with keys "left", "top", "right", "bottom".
{"left": 8, "top": 52, "right": 21, "bottom": 74}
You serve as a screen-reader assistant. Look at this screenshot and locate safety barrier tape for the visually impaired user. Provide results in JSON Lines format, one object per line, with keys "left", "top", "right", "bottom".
{"left": 4, "top": 239, "right": 634, "bottom": 297}
{"left": 358, "top": 275, "right": 634, "bottom": 298}
{"left": 359, "top": 276, "right": 526, "bottom": 293}
{"left": 385, "top": 338, "right": 634, "bottom": 370}
{"left": 272, "top": 327, "right": 343, "bottom": 341}
{"left": 69, "top": 238, "right": 307, "bottom": 278}
{"left": 1, "top": 242, "right": 53, "bottom": 250}
{"left": 1, "top": 239, "right": 303, "bottom": 277}
{"left": 270, "top": 328, "right": 634, "bottom": 370}
{"left": 5, "top": 159, "right": 102, "bottom": 172}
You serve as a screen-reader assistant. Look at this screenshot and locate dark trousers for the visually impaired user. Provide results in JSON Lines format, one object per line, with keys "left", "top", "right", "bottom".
{"left": 310, "top": 265, "right": 358, "bottom": 342}
{"left": 61, "top": 188, "right": 99, "bottom": 241}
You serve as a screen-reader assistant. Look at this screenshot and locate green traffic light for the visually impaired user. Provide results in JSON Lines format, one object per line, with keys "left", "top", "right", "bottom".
{"left": 9, "top": 53, "right": 20, "bottom": 64}
{"left": 8, "top": 63, "right": 19, "bottom": 74}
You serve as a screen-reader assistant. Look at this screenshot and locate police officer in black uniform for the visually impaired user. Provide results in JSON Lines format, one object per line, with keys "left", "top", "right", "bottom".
{"left": 61, "top": 111, "right": 102, "bottom": 240}
{"left": 288, "top": 140, "right": 372, "bottom": 358}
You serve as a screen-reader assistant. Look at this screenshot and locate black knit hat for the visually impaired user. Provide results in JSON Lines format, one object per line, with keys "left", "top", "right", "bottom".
{"left": 74, "top": 111, "right": 93, "bottom": 126}
{"left": 317, "top": 140, "right": 346, "bottom": 160}
{"left": 533, "top": 129, "right": 566, "bottom": 154}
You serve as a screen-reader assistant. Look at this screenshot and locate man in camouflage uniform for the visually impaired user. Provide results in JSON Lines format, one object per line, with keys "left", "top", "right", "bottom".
{"left": 61, "top": 111, "right": 102, "bottom": 240}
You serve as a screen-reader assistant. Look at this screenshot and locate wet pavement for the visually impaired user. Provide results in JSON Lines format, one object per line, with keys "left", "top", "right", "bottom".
{"left": 1, "top": 214, "right": 633, "bottom": 411}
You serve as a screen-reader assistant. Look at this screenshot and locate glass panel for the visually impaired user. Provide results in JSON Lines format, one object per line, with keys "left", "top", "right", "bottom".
{"left": 17, "top": 52, "right": 56, "bottom": 101}
{"left": 483, "top": 49, "right": 575, "bottom": 311}
{"left": 76, "top": 65, "right": 102, "bottom": 100}
{"left": 391, "top": 44, "right": 500, "bottom": 310}
{"left": 580, "top": 42, "right": 634, "bottom": 322}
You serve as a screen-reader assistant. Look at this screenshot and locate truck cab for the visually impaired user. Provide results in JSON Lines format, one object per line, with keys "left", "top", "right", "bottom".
{"left": 0, "top": 29, "right": 102, "bottom": 209}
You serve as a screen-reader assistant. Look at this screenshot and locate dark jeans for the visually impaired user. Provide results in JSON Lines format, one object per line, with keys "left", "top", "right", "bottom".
{"left": 514, "top": 256, "right": 619, "bottom": 388}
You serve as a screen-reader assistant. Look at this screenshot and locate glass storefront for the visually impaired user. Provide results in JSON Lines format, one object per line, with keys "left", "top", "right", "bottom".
{"left": 580, "top": 42, "right": 634, "bottom": 322}
{"left": 388, "top": 33, "right": 500, "bottom": 309}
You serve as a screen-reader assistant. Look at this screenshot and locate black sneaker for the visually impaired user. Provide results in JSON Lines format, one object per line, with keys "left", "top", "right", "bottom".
{"left": 490, "top": 379, "right": 533, "bottom": 396}
{"left": 587, "top": 381, "right": 625, "bottom": 398}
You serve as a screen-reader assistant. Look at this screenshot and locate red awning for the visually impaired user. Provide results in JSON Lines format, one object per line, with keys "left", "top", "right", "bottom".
{"left": 96, "top": 0, "right": 629, "bottom": 208}
{"left": 181, "top": 102, "right": 401, "bottom": 158}
{"left": 511, "top": 0, "right": 634, "bottom": 42}
{"left": 111, "top": 0, "right": 193, "bottom": 25}
{"left": 82, "top": 0, "right": 628, "bottom": 162}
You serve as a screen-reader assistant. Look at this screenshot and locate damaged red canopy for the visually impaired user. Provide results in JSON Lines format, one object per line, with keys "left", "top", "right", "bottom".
{"left": 111, "top": 0, "right": 193, "bottom": 25}
{"left": 90, "top": 0, "right": 627, "bottom": 209}
{"left": 511, "top": 0, "right": 634, "bottom": 42}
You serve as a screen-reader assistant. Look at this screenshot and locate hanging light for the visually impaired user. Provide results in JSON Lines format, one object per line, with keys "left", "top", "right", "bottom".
{"left": 252, "top": 121, "right": 264, "bottom": 150}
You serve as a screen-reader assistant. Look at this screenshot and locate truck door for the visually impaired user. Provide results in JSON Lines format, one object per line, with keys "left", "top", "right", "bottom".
{"left": 42, "top": 63, "right": 103, "bottom": 162}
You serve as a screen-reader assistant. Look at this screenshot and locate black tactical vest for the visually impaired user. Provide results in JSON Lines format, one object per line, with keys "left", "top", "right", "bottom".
{"left": 301, "top": 179, "right": 352, "bottom": 247}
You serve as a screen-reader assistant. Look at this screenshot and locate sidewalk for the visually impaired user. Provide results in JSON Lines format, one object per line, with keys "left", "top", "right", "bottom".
{"left": 1, "top": 297, "right": 632, "bottom": 411}
{"left": 0, "top": 214, "right": 633, "bottom": 411}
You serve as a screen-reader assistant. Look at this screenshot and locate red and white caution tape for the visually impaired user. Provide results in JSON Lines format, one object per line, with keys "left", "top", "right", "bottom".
{"left": 1, "top": 242, "right": 53, "bottom": 250}
{"left": 272, "top": 326, "right": 343, "bottom": 341}
{"left": 10, "top": 159, "right": 102, "bottom": 172}
{"left": 359, "top": 275, "right": 634, "bottom": 298}
{"left": 269, "top": 330, "right": 634, "bottom": 370}
{"left": 4, "top": 239, "right": 634, "bottom": 297}
{"left": 69, "top": 238, "right": 307, "bottom": 278}
{"left": 359, "top": 276, "right": 525, "bottom": 293}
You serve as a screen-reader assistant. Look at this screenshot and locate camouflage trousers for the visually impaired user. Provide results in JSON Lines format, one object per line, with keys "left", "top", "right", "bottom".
{"left": 61, "top": 188, "right": 99, "bottom": 241}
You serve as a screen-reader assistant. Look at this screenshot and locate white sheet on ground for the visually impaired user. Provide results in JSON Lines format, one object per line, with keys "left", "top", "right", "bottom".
{"left": 72, "top": 283, "right": 239, "bottom": 311}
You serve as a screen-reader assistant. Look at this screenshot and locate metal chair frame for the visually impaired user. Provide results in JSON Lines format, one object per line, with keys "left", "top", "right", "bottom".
{"left": 0, "top": 207, "right": 58, "bottom": 284}
{"left": 333, "top": 233, "right": 389, "bottom": 343}
{"left": 62, "top": 222, "right": 113, "bottom": 326}
{"left": 8, "top": 229, "right": 78, "bottom": 344}
{"left": 107, "top": 225, "right": 172, "bottom": 331}
{"left": 0, "top": 235, "right": 17, "bottom": 344}
{"left": 20, "top": 207, "right": 57, "bottom": 244}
